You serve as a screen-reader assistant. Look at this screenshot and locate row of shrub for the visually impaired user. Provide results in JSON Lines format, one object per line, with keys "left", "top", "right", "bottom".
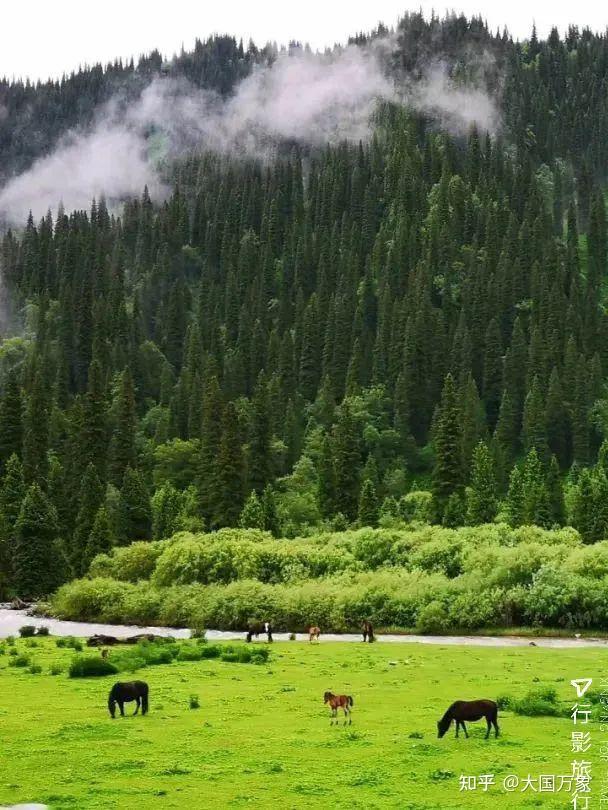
{"left": 52, "top": 523, "right": 608, "bottom": 633}
{"left": 52, "top": 560, "right": 608, "bottom": 632}
{"left": 90, "top": 530, "right": 357, "bottom": 586}
{"left": 68, "top": 639, "right": 270, "bottom": 677}
{"left": 87, "top": 524, "right": 586, "bottom": 587}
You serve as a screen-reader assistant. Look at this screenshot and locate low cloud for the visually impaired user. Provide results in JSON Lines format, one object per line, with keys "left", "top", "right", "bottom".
{"left": 0, "top": 43, "right": 500, "bottom": 223}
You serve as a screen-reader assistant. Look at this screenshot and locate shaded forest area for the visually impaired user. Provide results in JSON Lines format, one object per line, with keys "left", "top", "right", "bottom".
{"left": 1, "top": 14, "right": 608, "bottom": 599}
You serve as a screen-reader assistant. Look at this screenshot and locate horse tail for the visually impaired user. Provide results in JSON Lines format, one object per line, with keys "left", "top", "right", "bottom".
{"left": 348, "top": 696, "right": 354, "bottom": 707}
{"left": 141, "top": 684, "right": 149, "bottom": 715}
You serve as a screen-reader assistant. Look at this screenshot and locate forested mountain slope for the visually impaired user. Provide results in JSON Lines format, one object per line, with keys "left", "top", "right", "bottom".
{"left": 1, "top": 14, "right": 608, "bottom": 600}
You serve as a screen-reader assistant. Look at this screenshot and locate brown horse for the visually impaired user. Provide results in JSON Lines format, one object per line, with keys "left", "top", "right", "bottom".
{"left": 437, "top": 700, "right": 499, "bottom": 740}
{"left": 324, "top": 691, "right": 354, "bottom": 725}
{"left": 309, "top": 626, "right": 321, "bottom": 642}
{"left": 361, "top": 620, "right": 374, "bottom": 643}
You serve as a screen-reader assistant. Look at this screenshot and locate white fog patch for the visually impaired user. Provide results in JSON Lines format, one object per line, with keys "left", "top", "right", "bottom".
{"left": 0, "top": 42, "right": 501, "bottom": 223}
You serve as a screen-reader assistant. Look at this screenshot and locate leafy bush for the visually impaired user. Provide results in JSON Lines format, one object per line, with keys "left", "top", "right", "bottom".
{"left": 69, "top": 655, "right": 119, "bottom": 678}
{"left": 509, "top": 687, "right": 561, "bottom": 717}
{"left": 199, "top": 645, "right": 220, "bottom": 659}
{"left": 89, "top": 540, "right": 165, "bottom": 582}
{"left": 9, "top": 655, "right": 30, "bottom": 667}
{"left": 110, "top": 641, "right": 179, "bottom": 672}
{"left": 49, "top": 664, "right": 63, "bottom": 676}
{"left": 415, "top": 600, "right": 449, "bottom": 634}
{"left": 189, "top": 694, "right": 200, "bottom": 709}
{"left": 56, "top": 636, "right": 83, "bottom": 651}
{"left": 176, "top": 644, "right": 204, "bottom": 662}
{"left": 28, "top": 664, "right": 42, "bottom": 675}
{"left": 18, "top": 625, "right": 37, "bottom": 638}
{"left": 219, "top": 644, "right": 270, "bottom": 664}
{"left": 36, "top": 626, "right": 50, "bottom": 636}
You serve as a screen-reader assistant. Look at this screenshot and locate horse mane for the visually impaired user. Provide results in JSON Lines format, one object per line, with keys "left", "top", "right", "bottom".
{"left": 439, "top": 703, "right": 456, "bottom": 723}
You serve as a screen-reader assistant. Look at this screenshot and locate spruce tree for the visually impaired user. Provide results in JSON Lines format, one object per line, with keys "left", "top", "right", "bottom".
{"left": 199, "top": 374, "right": 223, "bottom": 520}
{"left": 120, "top": 468, "right": 152, "bottom": 543}
{"left": 84, "top": 505, "right": 114, "bottom": 568}
{"left": 151, "top": 482, "right": 182, "bottom": 540}
{"left": 213, "top": 402, "right": 244, "bottom": 528}
{"left": 109, "top": 368, "right": 138, "bottom": 486}
{"left": 317, "top": 432, "right": 337, "bottom": 518}
{"left": 0, "top": 369, "right": 23, "bottom": 473}
{"left": 0, "top": 454, "right": 25, "bottom": 594}
{"left": 332, "top": 401, "right": 360, "bottom": 521}
{"left": 522, "top": 377, "right": 548, "bottom": 459}
{"left": 433, "top": 374, "right": 464, "bottom": 516}
{"left": 357, "top": 478, "right": 379, "bottom": 527}
{"left": 240, "top": 491, "right": 265, "bottom": 530}
{"left": 72, "top": 463, "right": 105, "bottom": 575}
{"left": 466, "top": 441, "right": 498, "bottom": 525}
{"left": 506, "top": 464, "right": 525, "bottom": 527}
{"left": 81, "top": 359, "right": 108, "bottom": 477}
{"left": 249, "top": 373, "right": 273, "bottom": 493}
{"left": 22, "top": 365, "right": 49, "bottom": 484}
{"left": 14, "top": 483, "right": 62, "bottom": 598}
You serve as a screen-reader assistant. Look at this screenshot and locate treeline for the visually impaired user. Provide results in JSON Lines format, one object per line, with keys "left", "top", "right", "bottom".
{"left": 52, "top": 524, "right": 608, "bottom": 632}
{"left": 1, "top": 18, "right": 608, "bottom": 598}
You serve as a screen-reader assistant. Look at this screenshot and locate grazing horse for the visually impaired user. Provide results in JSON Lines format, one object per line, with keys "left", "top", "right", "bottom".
{"left": 308, "top": 626, "right": 321, "bottom": 642}
{"left": 324, "top": 691, "right": 354, "bottom": 725}
{"left": 108, "top": 681, "right": 149, "bottom": 718}
{"left": 361, "top": 620, "right": 374, "bottom": 643}
{"left": 246, "top": 621, "right": 273, "bottom": 643}
{"left": 437, "top": 700, "right": 499, "bottom": 740}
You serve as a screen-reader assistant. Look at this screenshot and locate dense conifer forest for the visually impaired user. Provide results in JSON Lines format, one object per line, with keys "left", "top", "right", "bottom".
{"left": 2, "top": 13, "right": 608, "bottom": 602}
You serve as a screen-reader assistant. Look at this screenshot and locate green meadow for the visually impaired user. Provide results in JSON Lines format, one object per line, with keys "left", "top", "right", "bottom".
{"left": 0, "top": 638, "right": 603, "bottom": 809}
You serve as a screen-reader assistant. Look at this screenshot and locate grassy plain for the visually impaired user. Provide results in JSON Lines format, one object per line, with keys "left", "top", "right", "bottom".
{"left": 0, "top": 638, "right": 604, "bottom": 809}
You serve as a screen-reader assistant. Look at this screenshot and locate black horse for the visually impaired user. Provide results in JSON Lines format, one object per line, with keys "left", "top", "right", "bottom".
{"left": 362, "top": 620, "right": 374, "bottom": 643}
{"left": 437, "top": 700, "right": 499, "bottom": 740}
{"left": 108, "top": 681, "right": 149, "bottom": 718}
{"left": 246, "top": 621, "right": 273, "bottom": 643}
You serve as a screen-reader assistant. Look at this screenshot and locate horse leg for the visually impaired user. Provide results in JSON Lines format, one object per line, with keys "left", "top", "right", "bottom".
{"left": 462, "top": 722, "right": 468, "bottom": 739}
{"left": 119, "top": 701, "right": 125, "bottom": 717}
{"left": 485, "top": 718, "right": 491, "bottom": 739}
{"left": 493, "top": 719, "right": 500, "bottom": 738}
{"left": 455, "top": 721, "right": 459, "bottom": 738}
{"left": 133, "top": 697, "right": 140, "bottom": 716}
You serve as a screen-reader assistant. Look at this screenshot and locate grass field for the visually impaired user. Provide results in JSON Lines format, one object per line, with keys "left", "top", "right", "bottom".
{"left": 0, "top": 638, "right": 604, "bottom": 809}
